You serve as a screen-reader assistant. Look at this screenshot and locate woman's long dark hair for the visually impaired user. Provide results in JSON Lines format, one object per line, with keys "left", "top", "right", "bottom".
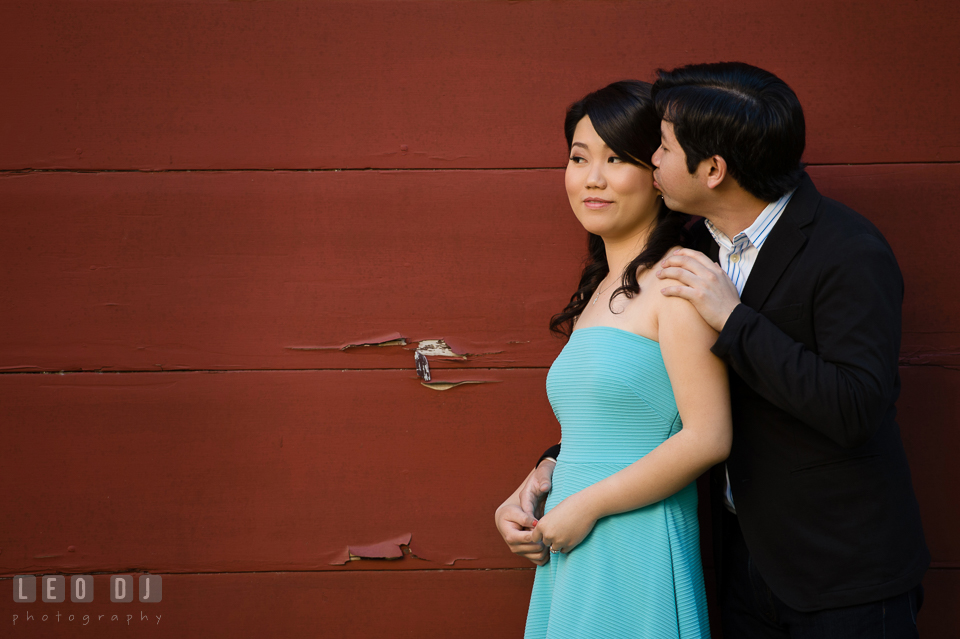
{"left": 549, "top": 80, "right": 691, "bottom": 337}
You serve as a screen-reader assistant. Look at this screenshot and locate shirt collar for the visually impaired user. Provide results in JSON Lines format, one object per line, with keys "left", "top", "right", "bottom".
{"left": 704, "top": 188, "right": 796, "bottom": 250}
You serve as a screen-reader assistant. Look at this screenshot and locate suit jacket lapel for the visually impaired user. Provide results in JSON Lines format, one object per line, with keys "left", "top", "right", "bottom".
{"left": 739, "top": 173, "right": 819, "bottom": 310}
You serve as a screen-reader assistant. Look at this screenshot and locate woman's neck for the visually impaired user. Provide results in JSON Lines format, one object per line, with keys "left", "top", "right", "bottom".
{"left": 602, "top": 223, "right": 654, "bottom": 281}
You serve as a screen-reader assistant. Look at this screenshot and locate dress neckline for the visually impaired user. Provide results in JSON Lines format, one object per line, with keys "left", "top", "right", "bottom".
{"left": 570, "top": 325, "right": 661, "bottom": 348}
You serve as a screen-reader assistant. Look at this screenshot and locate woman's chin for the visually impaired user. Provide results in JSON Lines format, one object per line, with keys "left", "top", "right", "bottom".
{"left": 579, "top": 224, "right": 611, "bottom": 238}
{"left": 574, "top": 214, "right": 614, "bottom": 237}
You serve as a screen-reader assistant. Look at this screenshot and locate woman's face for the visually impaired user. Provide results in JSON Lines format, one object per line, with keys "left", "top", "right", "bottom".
{"left": 565, "top": 116, "right": 661, "bottom": 242}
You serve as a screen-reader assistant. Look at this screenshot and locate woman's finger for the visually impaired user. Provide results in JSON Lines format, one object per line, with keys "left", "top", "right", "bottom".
{"left": 512, "top": 542, "right": 547, "bottom": 554}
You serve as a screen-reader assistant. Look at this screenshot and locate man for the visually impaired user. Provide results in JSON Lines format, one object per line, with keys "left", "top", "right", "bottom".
{"left": 496, "top": 62, "right": 928, "bottom": 637}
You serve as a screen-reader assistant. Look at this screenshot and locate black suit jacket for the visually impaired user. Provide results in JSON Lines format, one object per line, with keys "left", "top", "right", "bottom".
{"left": 697, "top": 173, "right": 929, "bottom": 611}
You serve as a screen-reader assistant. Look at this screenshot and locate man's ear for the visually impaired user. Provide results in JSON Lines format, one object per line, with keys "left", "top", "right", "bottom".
{"left": 703, "top": 155, "right": 728, "bottom": 190}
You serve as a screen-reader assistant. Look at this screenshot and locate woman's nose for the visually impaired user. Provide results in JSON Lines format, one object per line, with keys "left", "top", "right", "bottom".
{"left": 586, "top": 163, "right": 605, "bottom": 188}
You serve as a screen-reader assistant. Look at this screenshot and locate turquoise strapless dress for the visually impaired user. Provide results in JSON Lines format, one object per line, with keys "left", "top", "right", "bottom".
{"left": 525, "top": 326, "right": 710, "bottom": 639}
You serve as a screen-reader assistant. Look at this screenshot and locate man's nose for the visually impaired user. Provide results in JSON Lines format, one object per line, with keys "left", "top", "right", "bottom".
{"left": 652, "top": 146, "right": 663, "bottom": 167}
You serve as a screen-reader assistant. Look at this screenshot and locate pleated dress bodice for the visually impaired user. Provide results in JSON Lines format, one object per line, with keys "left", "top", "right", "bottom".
{"left": 525, "top": 326, "right": 710, "bottom": 639}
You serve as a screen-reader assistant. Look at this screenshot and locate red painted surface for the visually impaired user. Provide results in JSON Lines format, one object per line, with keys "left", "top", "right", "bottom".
{"left": 2, "top": 165, "right": 959, "bottom": 372}
{"left": 0, "top": 170, "right": 578, "bottom": 373}
{"left": 918, "top": 569, "right": 960, "bottom": 637}
{"left": 2, "top": 0, "right": 958, "bottom": 636}
{"left": 897, "top": 367, "right": 960, "bottom": 566}
{"left": 0, "top": 369, "right": 557, "bottom": 575}
{"left": 1, "top": 1, "right": 959, "bottom": 170}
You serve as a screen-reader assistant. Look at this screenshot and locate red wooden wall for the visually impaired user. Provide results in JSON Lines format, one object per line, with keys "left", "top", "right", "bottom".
{"left": 2, "top": 1, "right": 958, "bottom": 636}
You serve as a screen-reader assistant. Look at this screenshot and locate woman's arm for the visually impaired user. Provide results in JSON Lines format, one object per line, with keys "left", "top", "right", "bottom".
{"left": 532, "top": 290, "right": 731, "bottom": 553}
{"left": 588, "top": 292, "right": 731, "bottom": 515}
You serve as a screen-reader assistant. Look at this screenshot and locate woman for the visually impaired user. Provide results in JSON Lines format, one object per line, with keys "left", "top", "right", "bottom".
{"left": 520, "top": 81, "right": 731, "bottom": 638}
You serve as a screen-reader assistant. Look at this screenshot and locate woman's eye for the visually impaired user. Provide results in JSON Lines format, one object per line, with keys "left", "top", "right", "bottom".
{"left": 569, "top": 156, "right": 585, "bottom": 163}
{"left": 608, "top": 156, "right": 622, "bottom": 163}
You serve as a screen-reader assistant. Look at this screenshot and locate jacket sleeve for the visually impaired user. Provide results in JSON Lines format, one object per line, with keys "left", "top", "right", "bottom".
{"left": 711, "top": 232, "right": 903, "bottom": 449}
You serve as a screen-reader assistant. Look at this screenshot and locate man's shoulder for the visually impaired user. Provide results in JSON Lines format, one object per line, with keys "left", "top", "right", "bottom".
{"left": 800, "top": 177, "right": 895, "bottom": 257}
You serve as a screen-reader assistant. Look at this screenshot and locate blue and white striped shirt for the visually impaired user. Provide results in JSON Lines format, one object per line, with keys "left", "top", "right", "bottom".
{"left": 704, "top": 188, "right": 795, "bottom": 513}
{"left": 703, "top": 189, "right": 795, "bottom": 296}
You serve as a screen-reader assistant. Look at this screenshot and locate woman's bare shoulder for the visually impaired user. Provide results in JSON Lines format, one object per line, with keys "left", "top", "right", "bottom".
{"left": 653, "top": 278, "right": 717, "bottom": 341}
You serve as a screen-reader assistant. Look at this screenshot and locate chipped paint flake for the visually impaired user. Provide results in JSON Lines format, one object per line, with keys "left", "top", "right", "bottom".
{"left": 421, "top": 380, "right": 496, "bottom": 391}
{"left": 328, "top": 534, "right": 413, "bottom": 565}
{"left": 341, "top": 337, "right": 407, "bottom": 351}
{"left": 415, "top": 350, "right": 431, "bottom": 381}
{"left": 415, "top": 339, "right": 466, "bottom": 359}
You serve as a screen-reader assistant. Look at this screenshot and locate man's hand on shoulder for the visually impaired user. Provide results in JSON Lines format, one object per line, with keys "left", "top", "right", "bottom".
{"left": 657, "top": 248, "right": 741, "bottom": 332}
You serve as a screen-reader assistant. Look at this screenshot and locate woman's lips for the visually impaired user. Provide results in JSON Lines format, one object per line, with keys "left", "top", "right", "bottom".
{"left": 583, "top": 198, "right": 613, "bottom": 209}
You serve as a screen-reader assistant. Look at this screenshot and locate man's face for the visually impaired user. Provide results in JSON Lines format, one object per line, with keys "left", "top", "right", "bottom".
{"left": 651, "top": 121, "right": 710, "bottom": 216}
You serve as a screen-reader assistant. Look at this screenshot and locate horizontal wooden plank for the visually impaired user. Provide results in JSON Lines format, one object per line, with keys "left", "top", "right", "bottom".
{"left": 0, "top": 570, "right": 536, "bottom": 638}
{"left": 1, "top": 1, "right": 958, "bottom": 170}
{"left": 2, "top": 165, "right": 959, "bottom": 372}
{"left": 0, "top": 369, "right": 560, "bottom": 574}
{"left": 1, "top": 365, "right": 954, "bottom": 577}
{"left": 897, "top": 367, "right": 960, "bottom": 565}
{"left": 0, "top": 169, "right": 580, "bottom": 372}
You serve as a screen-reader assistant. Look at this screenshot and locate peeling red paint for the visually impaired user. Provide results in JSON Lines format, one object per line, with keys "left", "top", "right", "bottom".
{"left": 349, "top": 533, "right": 411, "bottom": 561}
{"left": 285, "top": 332, "right": 408, "bottom": 352}
{"left": 420, "top": 380, "right": 497, "bottom": 391}
{"left": 327, "top": 534, "right": 413, "bottom": 565}
{"left": 416, "top": 336, "right": 506, "bottom": 360}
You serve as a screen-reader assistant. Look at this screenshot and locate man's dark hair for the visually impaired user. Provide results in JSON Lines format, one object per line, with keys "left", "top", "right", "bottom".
{"left": 652, "top": 62, "right": 805, "bottom": 202}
